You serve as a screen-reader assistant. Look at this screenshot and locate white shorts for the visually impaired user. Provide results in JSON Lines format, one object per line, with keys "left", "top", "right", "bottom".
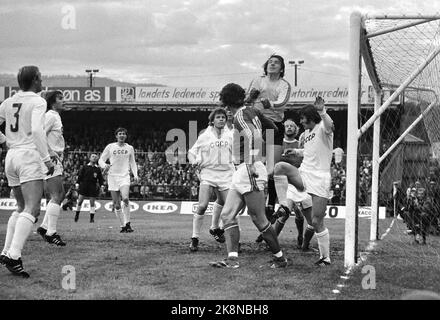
{"left": 43, "top": 159, "right": 63, "bottom": 180}
{"left": 5, "top": 149, "right": 44, "bottom": 187}
{"left": 108, "top": 175, "right": 130, "bottom": 191}
{"left": 299, "top": 168, "right": 331, "bottom": 199}
{"left": 287, "top": 184, "right": 313, "bottom": 209}
{"left": 230, "top": 161, "right": 267, "bottom": 195}
{"left": 200, "top": 168, "right": 234, "bottom": 191}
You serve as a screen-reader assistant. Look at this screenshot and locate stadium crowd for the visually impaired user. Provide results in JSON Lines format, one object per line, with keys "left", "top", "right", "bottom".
{"left": 0, "top": 124, "right": 373, "bottom": 203}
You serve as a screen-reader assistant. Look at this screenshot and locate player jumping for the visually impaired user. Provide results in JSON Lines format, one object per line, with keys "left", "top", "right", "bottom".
{"left": 209, "top": 83, "right": 303, "bottom": 269}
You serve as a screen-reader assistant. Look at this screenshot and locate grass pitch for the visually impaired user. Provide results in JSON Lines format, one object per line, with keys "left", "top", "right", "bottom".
{"left": 0, "top": 207, "right": 439, "bottom": 300}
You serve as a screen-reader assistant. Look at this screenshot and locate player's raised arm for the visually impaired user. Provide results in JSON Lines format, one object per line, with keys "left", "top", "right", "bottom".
{"left": 98, "top": 144, "right": 111, "bottom": 169}
{"left": 314, "top": 96, "right": 334, "bottom": 134}
{"left": 245, "top": 78, "right": 260, "bottom": 104}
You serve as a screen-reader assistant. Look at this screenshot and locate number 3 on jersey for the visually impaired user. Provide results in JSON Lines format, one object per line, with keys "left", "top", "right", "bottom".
{"left": 10, "top": 103, "right": 22, "bottom": 132}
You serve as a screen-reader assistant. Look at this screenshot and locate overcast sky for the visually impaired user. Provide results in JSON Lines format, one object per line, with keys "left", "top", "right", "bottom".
{"left": 1, "top": 0, "right": 439, "bottom": 88}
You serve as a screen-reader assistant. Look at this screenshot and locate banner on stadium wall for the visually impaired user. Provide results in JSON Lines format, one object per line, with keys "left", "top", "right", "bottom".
{"left": 114, "top": 86, "right": 399, "bottom": 105}
{"left": 1, "top": 85, "right": 399, "bottom": 106}
{"left": 2, "top": 87, "right": 114, "bottom": 102}
{"left": 0, "top": 199, "right": 182, "bottom": 214}
{"left": 179, "top": 201, "right": 387, "bottom": 220}
{"left": 0, "top": 199, "right": 386, "bottom": 219}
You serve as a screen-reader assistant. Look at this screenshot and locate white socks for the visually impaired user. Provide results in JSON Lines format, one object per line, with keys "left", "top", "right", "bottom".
{"left": 192, "top": 214, "right": 204, "bottom": 238}
{"left": 115, "top": 209, "right": 124, "bottom": 227}
{"left": 211, "top": 203, "right": 222, "bottom": 230}
{"left": 8, "top": 212, "right": 35, "bottom": 260}
{"left": 40, "top": 210, "right": 49, "bottom": 230}
{"left": 273, "top": 175, "right": 289, "bottom": 207}
{"left": 316, "top": 228, "right": 330, "bottom": 262}
{"left": 122, "top": 202, "right": 130, "bottom": 225}
{"left": 2, "top": 211, "right": 20, "bottom": 256}
{"left": 46, "top": 202, "right": 60, "bottom": 236}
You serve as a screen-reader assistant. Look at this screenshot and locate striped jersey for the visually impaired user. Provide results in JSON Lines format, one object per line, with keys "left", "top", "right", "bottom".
{"left": 232, "top": 106, "right": 278, "bottom": 164}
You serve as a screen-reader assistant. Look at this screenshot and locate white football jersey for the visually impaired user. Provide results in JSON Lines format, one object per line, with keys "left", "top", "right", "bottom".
{"left": 300, "top": 121, "right": 333, "bottom": 172}
{"left": 99, "top": 142, "right": 138, "bottom": 178}
{"left": 188, "top": 126, "right": 234, "bottom": 171}
{"left": 45, "top": 110, "right": 65, "bottom": 157}
{"left": 0, "top": 91, "right": 49, "bottom": 161}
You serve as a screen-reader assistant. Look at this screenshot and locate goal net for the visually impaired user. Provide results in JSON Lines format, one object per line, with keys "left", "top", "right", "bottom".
{"left": 346, "top": 13, "right": 440, "bottom": 267}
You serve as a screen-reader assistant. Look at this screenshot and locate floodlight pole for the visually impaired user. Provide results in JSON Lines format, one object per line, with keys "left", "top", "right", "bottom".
{"left": 288, "top": 60, "right": 304, "bottom": 86}
{"left": 345, "top": 11, "right": 362, "bottom": 268}
{"left": 85, "top": 69, "right": 100, "bottom": 88}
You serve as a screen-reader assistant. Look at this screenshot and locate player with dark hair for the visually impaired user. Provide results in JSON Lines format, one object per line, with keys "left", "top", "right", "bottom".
{"left": 209, "top": 83, "right": 303, "bottom": 269}
{"left": 273, "top": 97, "right": 334, "bottom": 266}
{"left": 36, "top": 90, "right": 67, "bottom": 246}
{"left": 187, "top": 107, "right": 234, "bottom": 251}
{"left": 99, "top": 127, "right": 138, "bottom": 233}
{"left": 0, "top": 66, "right": 54, "bottom": 277}
{"left": 246, "top": 54, "right": 292, "bottom": 223}
{"left": 75, "top": 153, "right": 104, "bottom": 223}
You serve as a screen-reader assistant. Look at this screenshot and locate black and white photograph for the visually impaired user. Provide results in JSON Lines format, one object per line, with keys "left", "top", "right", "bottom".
{"left": 0, "top": 0, "right": 440, "bottom": 309}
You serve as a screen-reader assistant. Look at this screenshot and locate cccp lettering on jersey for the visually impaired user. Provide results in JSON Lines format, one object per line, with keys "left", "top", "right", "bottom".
{"left": 210, "top": 140, "right": 229, "bottom": 148}
{"left": 304, "top": 133, "right": 316, "bottom": 144}
{"left": 113, "top": 149, "right": 129, "bottom": 155}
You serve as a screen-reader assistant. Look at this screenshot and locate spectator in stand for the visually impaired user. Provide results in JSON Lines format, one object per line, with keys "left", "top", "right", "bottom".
{"left": 332, "top": 145, "right": 344, "bottom": 165}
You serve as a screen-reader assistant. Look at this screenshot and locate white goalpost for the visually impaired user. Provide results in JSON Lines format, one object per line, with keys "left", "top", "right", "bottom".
{"left": 345, "top": 12, "right": 440, "bottom": 267}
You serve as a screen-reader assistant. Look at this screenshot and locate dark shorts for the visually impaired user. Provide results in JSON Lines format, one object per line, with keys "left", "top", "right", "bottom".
{"left": 79, "top": 183, "right": 99, "bottom": 198}
{"left": 273, "top": 121, "right": 285, "bottom": 146}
